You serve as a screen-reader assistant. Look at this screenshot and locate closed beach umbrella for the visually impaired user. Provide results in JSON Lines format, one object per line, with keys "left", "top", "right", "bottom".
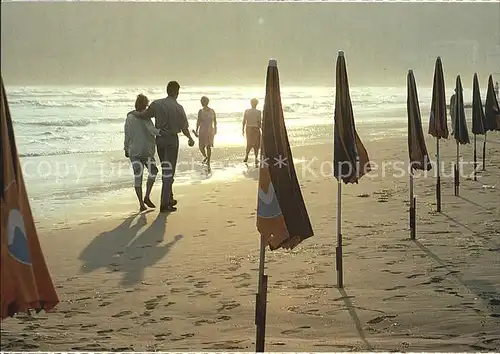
{"left": 1, "top": 77, "right": 59, "bottom": 319}
{"left": 452, "top": 75, "right": 470, "bottom": 196}
{"left": 257, "top": 59, "right": 314, "bottom": 251}
{"left": 255, "top": 59, "right": 313, "bottom": 352}
{"left": 407, "top": 70, "right": 432, "bottom": 172}
{"left": 453, "top": 75, "right": 470, "bottom": 145}
{"left": 471, "top": 73, "right": 485, "bottom": 178}
{"left": 333, "top": 51, "right": 371, "bottom": 288}
{"left": 472, "top": 74, "right": 485, "bottom": 136}
{"left": 427, "top": 57, "right": 448, "bottom": 212}
{"left": 484, "top": 74, "right": 500, "bottom": 132}
{"left": 407, "top": 70, "right": 431, "bottom": 239}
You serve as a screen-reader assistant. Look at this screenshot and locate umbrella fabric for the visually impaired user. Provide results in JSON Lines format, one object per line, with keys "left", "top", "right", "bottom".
{"left": 1, "top": 78, "right": 59, "bottom": 319}
{"left": 428, "top": 57, "right": 449, "bottom": 139}
{"left": 453, "top": 75, "right": 470, "bottom": 145}
{"left": 257, "top": 60, "right": 314, "bottom": 251}
{"left": 484, "top": 74, "right": 500, "bottom": 131}
{"left": 333, "top": 51, "right": 371, "bottom": 183}
{"left": 471, "top": 73, "right": 486, "bottom": 135}
{"left": 407, "top": 70, "right": 432, "bottom": 171}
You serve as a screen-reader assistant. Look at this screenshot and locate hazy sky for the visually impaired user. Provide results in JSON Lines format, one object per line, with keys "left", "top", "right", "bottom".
{"left": 1, "top": 2, "right": 499, "bottom": 87}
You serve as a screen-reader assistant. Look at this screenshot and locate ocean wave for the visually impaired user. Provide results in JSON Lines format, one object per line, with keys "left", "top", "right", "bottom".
{"left": 14, "top": 117, "right": 124, "bottom": 127}
{"left": 19, "top": 147, "right": 110, "bottom": 158}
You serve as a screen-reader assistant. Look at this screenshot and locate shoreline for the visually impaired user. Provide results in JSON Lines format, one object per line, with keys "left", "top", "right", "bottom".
{"left": 30, "top": 129, "right": 493, "bottom": 232}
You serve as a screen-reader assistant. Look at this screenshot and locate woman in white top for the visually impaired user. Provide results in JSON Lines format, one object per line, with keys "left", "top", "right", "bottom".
{"left": 196, "top": 96, "right": 217, "bottom": 171}
{"left": 242, "top": 98, "right": 262, "bottom": 166}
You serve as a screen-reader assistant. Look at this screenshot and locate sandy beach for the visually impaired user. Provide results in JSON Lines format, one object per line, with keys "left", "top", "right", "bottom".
{"left": 1, "top": 131, "right": 499, "bottom": 351}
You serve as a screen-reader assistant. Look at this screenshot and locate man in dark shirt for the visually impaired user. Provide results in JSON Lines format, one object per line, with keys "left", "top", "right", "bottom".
{"left": 134, "top": 81, "right": 195, "bottom": 212}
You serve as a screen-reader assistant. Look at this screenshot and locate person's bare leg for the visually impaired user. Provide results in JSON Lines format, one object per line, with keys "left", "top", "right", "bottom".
{"left": 206, "top": 146, "right": 212, "bottom": 171}
{"left": 135, "top": 187, "right": 146, "bottom": 211}
{"left": 132, "top": 160, "right": 146, "bottom": 211}
{"left": 144, "top": 178, "right": 156, "bottom": 208}
{"left": 199, "top": 144, "right": 207, "bottom": 163}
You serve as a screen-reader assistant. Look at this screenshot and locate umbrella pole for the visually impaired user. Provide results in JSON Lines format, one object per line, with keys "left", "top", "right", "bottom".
{"left": 436, "top": 137, "right": 441, "bottom": 212}
{"left": 473, "top": 134, "right": 477, "bottom": 181}
{"left": 454, "top": 141, "right": 459, "bottom": 196}
{"left": 336, "top": 179, "right": 343, "bottom": 288}
{"left": 482, "top": 132, "right": 487, "bottom": 171}
{"left": 255, "top": 234, "right": 268, "bottom": 353}
{"left": 409, "top": 168, "right": 416, "bottom": 240}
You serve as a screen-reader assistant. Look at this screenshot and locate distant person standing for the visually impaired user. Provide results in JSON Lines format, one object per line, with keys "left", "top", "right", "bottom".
{"left": 134, "top": 81, "right": 195, "bottom": 213}
{"left": 450, "top": 90, "right": 457, "bottom": 136}
{"left": 195, "top": 96, "right": 217, "bottom": 172}
{"left": 124, "top": 94, "right": 160, "bottom": 212}
{"left": 495, "top": 81, "right": 499, "bottom": 100}
{"left": 242, "top": 98, "right": 262, "bottom": 166}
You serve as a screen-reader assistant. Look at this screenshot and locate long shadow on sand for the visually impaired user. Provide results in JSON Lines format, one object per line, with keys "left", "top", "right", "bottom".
{"left": 412, "top": 240, "right": 499, "bottom": 317}
{"left": 457, "top": 195, "right": 490, "bottom": 211}
{"left": 440, "top": 212, "right": 499, "bottom": 248}
{"left": 79, "top": 211, "right": 183, "bottom": 286}
{"left": 337, "top": 288, "right": 373, "bottom": 350}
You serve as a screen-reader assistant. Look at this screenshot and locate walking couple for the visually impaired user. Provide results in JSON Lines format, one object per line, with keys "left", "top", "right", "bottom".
{"left": 124, "top": 81, "right": 195, "bottom": 213}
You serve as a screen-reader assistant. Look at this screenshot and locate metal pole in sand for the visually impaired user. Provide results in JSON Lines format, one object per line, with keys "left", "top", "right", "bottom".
{"left": 255, "top": 234, "right": 268, "bottom": 352}
{"left": 482, "top": 132, "right": 487, "bottom": 171}
{"left": 409, "top": 168, "right": 416, "bottom": 240}
{"left": 436, "top": 137, "right": 441, "bottom": 212}
{"left": 336, "top": 179, "right": 343, "bottom": 288}
{"left": 473, "top": 134, "right": 477, "bottom": 181}
{"left": 455, "top": 141, "right": 459, "bottom": 196}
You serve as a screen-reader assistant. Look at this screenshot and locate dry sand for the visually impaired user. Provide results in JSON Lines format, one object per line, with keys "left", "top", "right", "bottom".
{"left": 1, "top": 132, "right": 499, "bottom": 351}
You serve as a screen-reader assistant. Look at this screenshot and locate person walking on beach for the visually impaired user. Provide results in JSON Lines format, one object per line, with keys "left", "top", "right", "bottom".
{"left": 195, "top": 96, "right": 217, "bottom": 172}
{"left": 242, "top": 98, "right": 262, "bottom": 166}
{"left": 124, "top": 94, "right": 160, "bottom": 212}
{"left": 450, "top": 90, "right": 457, "bottom": 136}
{"left": 133, "top": 81, "right": 195, "bottom": 213}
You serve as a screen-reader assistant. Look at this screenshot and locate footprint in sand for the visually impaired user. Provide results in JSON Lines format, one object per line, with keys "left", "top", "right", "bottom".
{"left": 407, "top": 273, "right": 425, "bottom": 279}
{"left": 381, "top": 269, "right": 403, "bottom": 275}
{"left": 97, "top": 329, "right": 114, "bottom": 335}
{"left": 281, "top": 325, "right": 311, "bottom": 335}
{"left": 204, "top": 340, "right": 245, "bottom": 350}
{"left": 160, "top": 316, "right": 173, "bottom": 321}
{"left": 145, "top": 298, "right": 159, "bottom": 310}
{"left": 217, "top": 315, "right": 232, "bottom": 321}
{"left": 164, "top": 301, "right": 176, "bottom": 308}
{"left": 367, "top": 315, "right": 396, "bottom": 324}
{"left": 155, "top": 333, "right": 171, "bottom": 341}
{"left": 489, "top": 299, "right": 500, "bottom": 306}
{"left": 195, "top": 280, "right": 210, "bottom": 289}
{"left": 194, "top": 319, "right": 217, "bottom": 326}
{"left": 420, "top": 276, "right": 444, "bottom": 285}
{"left": 217, "top": 301, "right": 240, "bottom": 312}
{"left": 384, "top": 285, "right": 406, "bottom": 291}
{"left": 209, "top": 291, "right": 222, "bottom": 298}
{"left": 99, "top": 301, "right": 112, "bottom": 307}
{"left": 112, "top": 310, "right": 132, "bottom": 318}
{"left": 234, "top": 282, "right": 251, "bottom": 289}
{"left": 171, "top": 287, "right": 189, "bottom": 294}
{"left": 383, "top": 294, "right": 407, "bottom": 301}
{"left": 170, "top": 333, "right": 195, "bottom": 341}
{"left": 80, "top": 324, "right": 97, "bottom": 330}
